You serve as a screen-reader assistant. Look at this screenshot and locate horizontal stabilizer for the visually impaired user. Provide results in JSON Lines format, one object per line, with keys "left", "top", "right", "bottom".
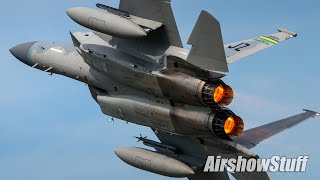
{"left": 187, "top": 11, "right": 228, "bottom": 73}
{"left": 225, "top": 28, "right": 298, "bottom": 64}
{"left": 234, "top": 110, "right": 319, "bottom": 149}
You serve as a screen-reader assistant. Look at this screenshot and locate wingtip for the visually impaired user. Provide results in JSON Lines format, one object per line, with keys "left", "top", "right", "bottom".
{"left": 277, "top": 28, "right": 298, "bottom": 37}
{"left": 303, "top": 109, "right": 320, "bottom": 116}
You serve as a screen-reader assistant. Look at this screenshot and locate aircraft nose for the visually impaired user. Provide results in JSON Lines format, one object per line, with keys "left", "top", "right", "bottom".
{"left": 10, "top": 41, "right": 37, "bottom": 66}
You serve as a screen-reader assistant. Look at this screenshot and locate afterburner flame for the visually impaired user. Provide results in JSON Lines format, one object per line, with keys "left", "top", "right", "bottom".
{"left": 213, "top": 85, "right": 225, "bottom": 103}
{"left": 224, "top": 117, "right": 236, "bottom": 135}
{"left": 213, "top": 84, "right": 234, "bottom": 106}
{"left": 224, "top": 116, "right": 244, "bottom": 137}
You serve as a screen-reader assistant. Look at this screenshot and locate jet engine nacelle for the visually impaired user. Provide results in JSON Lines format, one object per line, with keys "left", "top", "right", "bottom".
{"left": 66, "top": 7, "right": 147, "bottom": 39}
{"left": 210, "top": 108, "right": 244, "bottom": 138}
{"left": 115, "top": 147, "right": 194, "bottom": 178}
{"left": 96, "top": 94, "right": 244, "bottom": 138}
{"left": 171, "top": 106, "right": 244, "bottom": 138}
{"left": 159, "top": 73, "right": 234, "bottom": 108}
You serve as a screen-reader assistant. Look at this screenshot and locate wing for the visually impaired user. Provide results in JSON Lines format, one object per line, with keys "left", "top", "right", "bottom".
{"left": 188, "top": 170, "right": 230, "bottom": 180}
{"left": 225, "top": 28, "right": 297, "bottom": 64}
{"left": 153, "top": 130, "right": 270, "bottom": 180}
{"left": 228, "top": 167, "right": 270, "bottom": 180}
{"left": 223, "top": 154, "right": 270, "bottom": 180}
{"left": 119, "top": 0, "right": 183, "bottom": 47}
{"left": 154, "top": 130, "right": 231, "bottom": 180}
{"left": 233, "top": 110, "right": 319, "bottom": 149}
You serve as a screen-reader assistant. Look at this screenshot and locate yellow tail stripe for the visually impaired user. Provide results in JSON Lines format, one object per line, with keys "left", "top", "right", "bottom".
{"left": 259, "top": 36, "right": 279, "bottom": 44}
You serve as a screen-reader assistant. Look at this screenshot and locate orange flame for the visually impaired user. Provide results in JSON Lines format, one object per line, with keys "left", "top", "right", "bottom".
{"left": 213, "top": 85, "right": 225, "bottom": 103}
{"left": 224, "top": 116, "right": 244, "bottom": 137}
{"left": 224, "top": 117, "right": 236, "bottom": 135}
{"left": 213, "top": 85, "right": 234, "bottom": 106}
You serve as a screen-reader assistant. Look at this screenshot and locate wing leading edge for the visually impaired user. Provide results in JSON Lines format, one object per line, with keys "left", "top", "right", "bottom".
{"left": 233, "top": 110, "right": 319, "bottom": 149}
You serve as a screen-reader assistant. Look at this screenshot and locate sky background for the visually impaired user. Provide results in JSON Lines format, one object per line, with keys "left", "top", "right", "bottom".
{"left": 1, "top": 0, "right": 320, "bottom": 179}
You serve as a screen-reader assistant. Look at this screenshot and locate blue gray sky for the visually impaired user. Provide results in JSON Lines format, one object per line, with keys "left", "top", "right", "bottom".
{"left": 1, "top": 0, "right": 319, "bottom": 179}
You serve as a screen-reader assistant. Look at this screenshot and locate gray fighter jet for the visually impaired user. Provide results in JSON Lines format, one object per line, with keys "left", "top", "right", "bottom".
{"left": 9, "top": 1, "right": 319, "bottom": 179}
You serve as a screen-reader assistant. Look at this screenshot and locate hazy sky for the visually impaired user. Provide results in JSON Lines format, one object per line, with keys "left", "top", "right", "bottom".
{"left": 1, "top": 0, "right": 320, "bottom": 180}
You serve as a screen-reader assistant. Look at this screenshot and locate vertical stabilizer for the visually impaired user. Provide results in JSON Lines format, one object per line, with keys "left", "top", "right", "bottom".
{"left": 187, "top": 11, "right": 228, "bottom": 73}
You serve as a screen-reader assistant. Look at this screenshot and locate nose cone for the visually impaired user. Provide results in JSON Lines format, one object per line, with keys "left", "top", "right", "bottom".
{"left": 10, "top": 41, "right": 37, "bottom": 66}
